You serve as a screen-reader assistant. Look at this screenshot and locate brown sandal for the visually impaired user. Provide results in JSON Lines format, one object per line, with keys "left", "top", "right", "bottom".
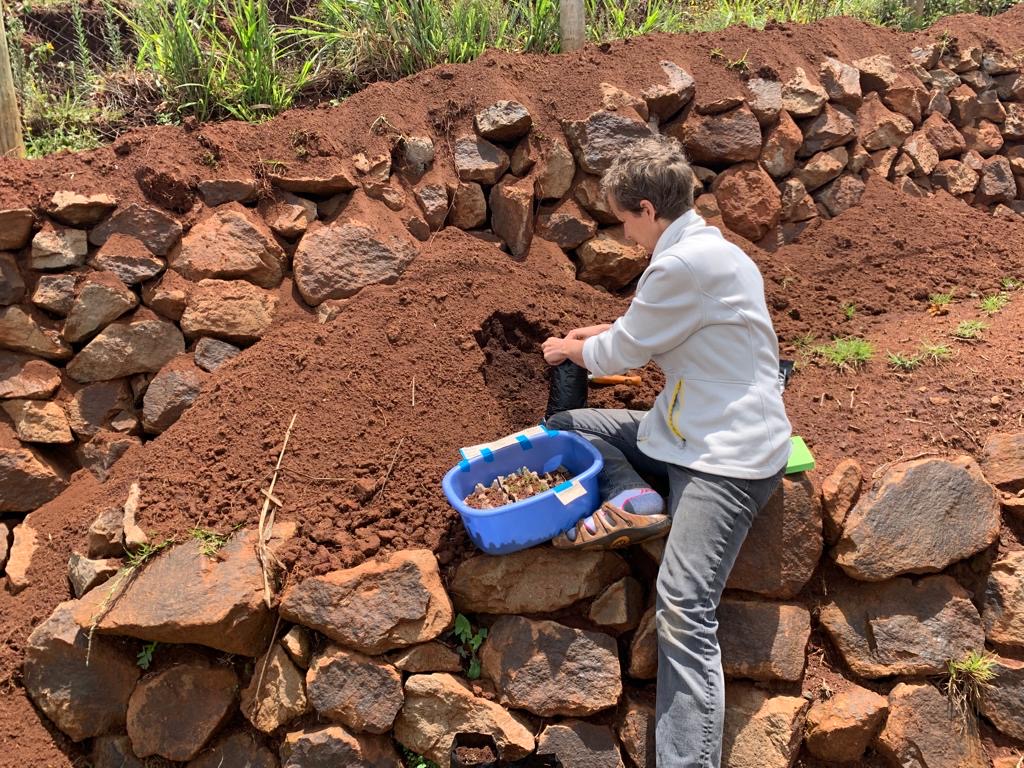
{"left": 551, "top": 502, "right": 671, "bottom": 550}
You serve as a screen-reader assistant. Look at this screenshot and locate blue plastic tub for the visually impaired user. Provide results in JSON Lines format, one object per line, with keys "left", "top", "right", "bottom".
{"left": 442, "top": 427, "right": 604, "bottom": 555}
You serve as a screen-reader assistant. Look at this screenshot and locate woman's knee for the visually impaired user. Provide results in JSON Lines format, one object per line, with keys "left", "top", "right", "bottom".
{"left": 545, "top": 410, "right": 576, "bottom": 430}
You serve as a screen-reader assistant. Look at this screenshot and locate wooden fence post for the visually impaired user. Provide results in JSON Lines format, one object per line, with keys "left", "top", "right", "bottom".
{"left": 0, "top": 0, "right": 26, "bottom": 159}
{"left": 560, "top": 0, "right": 586, "bottom": 52}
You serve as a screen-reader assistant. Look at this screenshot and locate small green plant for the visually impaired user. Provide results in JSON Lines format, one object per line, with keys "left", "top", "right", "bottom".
{"left": 191, "top": 527, "right": 230, "bottom": 557}
{"left": 887, "top": 351, "right": 922, "bottom": 372}
{"left": 979, "top": 292, "right": 1010, "bottom": 315}
{"left": 452, "top": 613, "right": 488, "bottom": 679}
{"left": 790, "top": 332, "right": 816, "bottom": 351}
{"left": 1000, "top": 276, "right": 1023, "bottom": 291}
{"left": 927, "top": 290, "right": 955, "bottom": 315}
{"left": 726, "top": 48, "right": 749, "bottom": 71}
{"left": 709, "top": 46, "right": 725, "bottom": 60}
{"left": 945, "top": 650, "right": 998, "bottom": 730}
{"left": 919, "top": 342, "right": 953, "bottom": 365}
{"left": 840, "top": 302, "right": 856, "bottom": 321}
{"left": 137, "top": 641, "right": 158, "bottom": 670}
{"left": 400, "top": 746, "right": 440, "bottom": 768}
{"left": 953, "top": 320, "right": 988, "bottom": 340}
{"left": 813, "top": 337, "right": 874, "bottom": 371}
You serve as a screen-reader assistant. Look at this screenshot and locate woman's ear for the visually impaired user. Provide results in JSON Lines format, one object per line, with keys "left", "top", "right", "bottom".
{"left": 639, "top": 199, "right": 657, "bottom": 220}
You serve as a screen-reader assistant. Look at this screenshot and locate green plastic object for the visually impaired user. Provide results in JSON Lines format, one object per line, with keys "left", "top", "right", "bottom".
{"left": 786, "top": 436, "right": 815, "bottom": 474}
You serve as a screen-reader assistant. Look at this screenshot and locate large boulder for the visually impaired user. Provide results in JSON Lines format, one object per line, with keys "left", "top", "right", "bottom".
{"left": 0, "top": 422, "right": 67, "bottom": 512}
{"left": 717, "top": 598, "right": 811, "bottom": 682}
{"left": 393, "top": 673, "right": 534, "bottom": 768}
{"left": 179, "top": 279, "right": 278, "bottom": 344}
{"left": 820, "top": 574, "right": 984, "bottom": 678}
{"left": 23, "top": 600, "right": 140, "bottom": 742}
{"left": 280, "top": 549, "right": 452, "bottom": 654}
{"left": 979, "top": 657, "right": 1024, "bottom": 740}
{"left": 66, "top": 309, "right": 184, "bottom": 383}
{"left": 722, "top": 684, "right": 809, "bottom": 768}
{"left": 834, "top": 456, "right": 1000, "bottom": 581}
{"left": 171, "top": 204, "right": 285, "bottom": 288}
{"left": 89, "top": 203, "right": 182, "bottom": 255}
{"left": 293, "top": 219, "right": 418, "bottom": 306}
{"left": 563, "top": 111, "right": 652, "bottom": 174}
{"left": 450, "top": 548, "right": 628, "bottom": 614}
{"left": 875, "top": 683, "right": 987, "bottom": 768}
{"left": 280, "top": 725, "right": 399, "bottom": 767}
{"left": 804, "top": 685, "right": 889, "bottom": 763}
{"left": 675, "top": 105, "right": 762, "bottom": 166}
{"left": 983, "top": 551, "right": 1024, "bottom": 648}
{"left": 712, "top": 162, "right": 781, "bottom": 241}
{"left": 480, "top": 615, "right": 621, "bottom": 717}
{"left": 489, "top": 175, "right": 534, "bottom": 257}
{"left": 728, "top": 474, "right": 822, "bottom": 598}
{"left": 576, "top": 227, "right": 649, "bottom": 290}
{"left": 306, "top": 645, "right": 403, "bottom": 733}
{"left": 537, "top": 720, "right": 625, "bottom": 768}
{"left": 74, "top": 529, "right": 278, "bottom": 656}
{"left": 63, "top": 272, "right": 139, "bottom": 343}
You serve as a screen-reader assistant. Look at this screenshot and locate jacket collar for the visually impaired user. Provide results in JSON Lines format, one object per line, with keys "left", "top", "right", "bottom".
{"left": 652, "top": 209, "right": 703, "bottom": 262}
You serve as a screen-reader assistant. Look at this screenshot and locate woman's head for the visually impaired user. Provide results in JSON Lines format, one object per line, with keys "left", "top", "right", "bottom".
{"left": 601, "top": 135, "right": 695, "bottom": 252}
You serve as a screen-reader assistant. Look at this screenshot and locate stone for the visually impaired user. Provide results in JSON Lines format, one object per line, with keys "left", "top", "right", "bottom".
{"left": 804, "top": 685, "right": 889, "bottom": 763}
{"left": 489, "top": 175, "right": 534, "bottom": 257}
{"left": 782, "top": 67, "right": 828, "bottom": 119}
{"left": 142, "top": 270, "right": 192, "bottom": 321}
{"left": 537, "top": 720, "right": 624, "bottom": 768}
{"left": 929, "top": 68, "right": 961, "bottom": 93}
{"left": 241, "top": 644, "right": 309, "bottom": 733}
{"left": 893, "top": 151, "right": 915, "bottom": 178}
{"left": 778, "top": 178, "right": 818, "bottom": 222}
{"left": 394, "top": 673, "right": 534, "bottom": 768}
{"left": 760, "top": 110, "right": 803, "bottom": 179}
{"left": 980, "top": 432, "right": 1024, "bottom": 490}
{"left": 796, "top": 147, "right": 848, "bottom": 191}
{"left": 964, "top": 119, "right": 1004, "bottom": 156}
{"left": 979, "top": 657, "right": 1024, "bottom": 740}
{"left": 821, "top": 457, "right": 862, "bottom": 544}
{"left": 745, "top": 77, "right": 782, "bottom": 126}
{"left": 0, "top": 422, "right": 66, "bottom": 511}
{"left": 923, "top": 112, "right": 967, "bottom": 158}
{"left": 616, "top": 695, "right": 655, "bottom": 768}
{"left": 258, "top": 191, "right": 317, "bottom": 239}
{"left": 857, "top": 93, "right": 914, "bottom": 150}
{"left": 399, "top": 136, "right": 435, "bottom": 177}
{"left": 1003, "top": 102, "right": 1024, "bottom": 140}
{"left": 64, "top": 379, "right": 132, "bottom": 438}
{"left": 188, "top": 731, "right": 277, "bottom": 768}
{"left": 75, "top": 529, "right": 279, "bottom": 656}
{"left": 563, "top": 110, "right": 652, "bottom": 174}
{"left": 293, "top": 219, "right": 418, "bottom": 306}
{"left": 414, "top": 183, "right": 449, "bottom": 231}
{"left": 29, "top": 273, "right": 77, "bottom": 316}
{"left": 475, "top": 100, "right": 532, "bottom": 142}
{"left": 876, "top": 683, "right": 987, "bottom": 768}
{"left": 5, "top": 520, "right": 38, "bottom": 593}
{"left": 675, "top": 105, "right": 762, "bottom": 165}
{"left": 481, "top": 615, "right": 620, "bottom": 717}
{"left": 534, "top": 139, "right": 576, "bottom": 200}
{"left": 588, "top": 576, "right": 644, "bottom": 632}
{"left": 820, "top": 574, "right": 984, "bottom": 678}
{"left": 89, "top": 203, "right": 182, "bottom": 256}
{"left": 23, "top": 600, "right": 140, "bottom": 741}
{"left": 142, "top": 355, "right": 208, "bottom": 433}
{"left": 926, "top": 86, "right": 952, "bottom": 118}
{"left": 92, "top": 735, "right": 144, "bottom": 768}
{"left": 854, "top": 54, "right": 900, "bottom": 93}
{"left": 267, "top": 169, "right": 356, "bottom": 196}
{"left": 867, "top": 146, "right": 899, "bottom": 178}
{"left": 280, "top": 549, "right": 453, "bottom": 655}
{"left": 67, "top": 309, "right": 185, "bottom": 383}
{"left": 197, "top": 178, "right": 259, "bottom": 206}
{"left": 932, "top": 159, "right": 979, "bottom": 195}
{"left": 961, "top": 68, "right": 995, "bottom": 91}
{"left": 90, "top": 233, "right": 165, "bottom": 286}
{"left": 537, "top": 199, "right": 598, "bottom": 250}
{"left": 728, "top": 474, "right": 822, "bottom": 598}
{"left": 912, "top": 44, "right": 942, "bottom": 69}
{"left": 722, "top": 684, "right": 808, "bottom": 768}
{"left": 977, "top": 89, "right": 1007, "bottom": 122}
{"left": 801, "top": 104, "right": 857, "bottom": 156}
{"left": 601, "top": 82, "right": 648, "bottom": 122}
{"left": 628, "top": 606, "right": 657, "bottom": 679}
{"left": 76, "top": 428, "right": 137, "bottom": 479}
{"left": 405, "top": 215, "right": 430, "bottom": 241}
{"left": 2, "top": 399, "right": 73, "bottom": 443}
{"left": 50, "top": 191, "right": 117, "bottom": 226}
{"left": 0, "top": 351, "right": 60, "bottom": 399}
{"left": 0, "top": 208, "right": 35, "bottom": 250}
{"left": 576, "top": 227, "right": 649, "bottom": 290}
{"left": 30, "top": 223, "right": 88, "bottom": 270}
{"left": 814, "top": 174, "right": 866, "bottom": 217}
{"left": 835, "top": 456, "right": 999, "bottom": 580}
{"left": 574, "top": 175, "right": 619, "bottom": 224}
{"left": 388, "top": 641, "right": 463, "bottom": 674}
{"left": 0, "top": 305, "right": 71, "bottom": 360}
{"left": 281, "top": 625, "right": 313, "bottom": 669}
{"left": 87, "top": 505, "right": 124, "bottom": 558}
{"left": 820, "top": 57, "right": 863, "bottom": 109}
{"left": 127, "top": 654, "right": 238, "bottom": 761}
{"left": 67, "top": 551, "right": 120, "bottom": 598}
{"left": 510, "top": 135, "right": 539, "bottom": 175}
{"left": 307, "top": 645, "right": 403, "bottom": 733}
{"left": 712, "top": 162, "right": 781, "bottom": 241}
{"left": 949, "top": 83, "right": 981, "bottom": 126}
{"left": 976, "top": 155, "right": 1018, "bottom": 205}
{"left": 448, "top": 182, "right": 487, "bottom": 229}
{"left": 0, "top": 252, "right": 24, "bottom": 306}
{"left": 983, "top": 551, "right": 1024, "bottom": 647}
{"left": 280, "top": 725, "right": 399, "bottom": 768}
{"left": 901, "top": 131, "right": 939, "bottom": 176}
{"left": 641, "top": 61, "right": 696, "bottom": 122}
{"left": 982, "top": 49, "right": 1017, "bottom": 75}
{"left": 945, "top": 44, "right": 983, "bottom": 73}
{"left": 180, "top": 279, "right": 278, "bottom": 344}
{"left": 882, "top": 74, "right": 927, "bottom": 125}
{"left": 694, "top": 193, "right": 720, "bottom": 218}
{"left": 193, "top": 337, "right": 240, "bottom": 372}
{"left": 718, "top": 598, "right": 811, "bottom": 682}
{"left": 64, "top": 271, "right": 139, "bottom": 343}
{"left": 995, "top": 72, "right": 1024, "bottom": 101}
{"left": 172, "top": 204, "right": 285, "bottom": 288}
{"left": 451, "top": 547, "right": 628, "bottom": 614}
{"left": 454, "top": 135, "right": 510, "bottom": 184}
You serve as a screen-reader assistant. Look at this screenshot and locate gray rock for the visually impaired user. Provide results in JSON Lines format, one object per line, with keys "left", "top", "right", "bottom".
{"left": 563, "top": 110, "right": 652, "bottom": 174}
{"left": 67, "top": 309, "right": 185, "bottom": 383}
{"left": 537, "top": 720, "right": 624, "bottom": 768}
{"left": 194, "top": 337, "right": 241, "bottom": 372}
{"left": 306, "top": 646, "right": 402, "bottom": 733}
{"left": 68, "top": 551, "right": 120, "bottom": 598}
{"left": 454, "top": 135, "right": 511, "bottom": 184}
{"left": 31, "top": 223, "right": 88, "bottom": 270}
{"left": 89, "top": 203, "right": 182, "bottom": 256}
{"left": 0, "top": 252, "right": 24, "bottom": 305}
{"left": 474, "top": 100, "right": 532, "bottom": 142}
{"left": 89, "top": 233, "right": 165, "bottom": 285}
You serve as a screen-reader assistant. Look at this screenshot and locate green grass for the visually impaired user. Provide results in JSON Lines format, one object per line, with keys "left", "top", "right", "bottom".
{"left": 945, "top": 650, "right": 998, "bottom": 730}
{"left": 979, "top": 292, "right": 1010, "bottom": 315}
{"left": 1000, "top": 276, "right": 1023, "bottom": 291}
{"left": 929, "top": 290, "right": 956, "bottom": 308}
{"left": 813, "top": 337, "right": 874, "bottom": 371}
{"left": 887, "top": 351, "right": 922, "bottom": 371}
{"left": 919, "top": 342, "right": 952, "bottom": 364}
{"left": 840, "top": 302, "right": 856, "bottom": 321}
{"left": 400, "top": 746, "right": 440, "bottom": 768}
{"left": 953, "top": 320, "right": 988, "bottom": 340}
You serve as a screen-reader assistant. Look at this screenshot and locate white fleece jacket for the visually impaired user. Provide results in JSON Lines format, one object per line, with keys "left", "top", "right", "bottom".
{"left": 582, "top": 210, "right": 791, "bottom": 479}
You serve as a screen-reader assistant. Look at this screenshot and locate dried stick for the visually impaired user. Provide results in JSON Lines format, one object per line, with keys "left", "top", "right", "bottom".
{"left": 258, "top": 413, "right": 297, "bottom": 608}
{"left": 372, "top": 437, "right": 405, "bottom": 505}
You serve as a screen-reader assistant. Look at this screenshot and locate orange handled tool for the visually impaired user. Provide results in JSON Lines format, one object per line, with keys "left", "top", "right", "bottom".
{"left": 589, "top": 375, "right": 642, "bottom": 386}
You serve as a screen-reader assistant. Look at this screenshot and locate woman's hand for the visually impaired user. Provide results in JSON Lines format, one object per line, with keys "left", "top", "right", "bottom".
{"left": 566, "top": 323, "right": 612, "bottom": 341}
{"left": 542, "top": 337, "right": 586, "bottom": 366}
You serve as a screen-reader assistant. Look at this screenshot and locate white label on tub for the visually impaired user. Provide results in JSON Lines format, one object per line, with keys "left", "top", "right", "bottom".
{"left": 460, "top": 426, "right": 548, "bottom": 461}
{"left": 554, "top": 479, "right": 586, "bottom": 505}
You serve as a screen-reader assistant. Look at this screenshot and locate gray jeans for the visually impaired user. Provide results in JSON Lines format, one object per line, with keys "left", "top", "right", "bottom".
{"left": 546, "top": 408, "right": 784, "bottom": 768}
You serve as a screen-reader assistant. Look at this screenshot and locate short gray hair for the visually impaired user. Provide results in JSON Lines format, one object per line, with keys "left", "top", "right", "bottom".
{"left": 601, "top": 135, "right": 695, "bottom": 220}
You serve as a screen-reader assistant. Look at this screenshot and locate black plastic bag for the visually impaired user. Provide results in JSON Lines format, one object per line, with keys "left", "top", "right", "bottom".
{"left": 545, "top": 361, "right": 588, "bottom": 419}
{"left": 450, "top": 732, "right": 562, "bottom": 768}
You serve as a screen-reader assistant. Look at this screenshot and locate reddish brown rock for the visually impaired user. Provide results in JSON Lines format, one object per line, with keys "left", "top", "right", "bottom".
{"left": 267, "top": 169, "right": 356, "bottom": 196}
{"left": 448, "top": 182, "right": 487, "bottom": 230}
{"left": 615, "top": 695, "right": 655, "bottom": 768}
{"left": 537, "top": 199, "right": 598, "bottom": 250}
{"left": 387, "top": 641, "right": 463, "bottom": 674}
{"left": 723, "top": 684, "right": 809, "bottom": 768}
{"left": 949, "top": 83, "right": 981, "bottom": 126}
{"left": 67, "top": 551, "right": 120, "bottom": 598}
{"left": 804, "top": 685, "right": 889, "bottom": 763}
{"left": 980, "top": 432, "right": 1024, "bottom": 490}
{"left": 932, "top": 159, "right": 979, "bottom": 195}
{"left": 853, "top": 54, "right": 900, "bottom": 93}
{"left": 588, "top": 576, "right": 644, "bottom": 632}
{"left": 0, "top": 422, "right": 67, "bottom": 512}
{"left": 179, "top": 279, "right": 278, "bottom": 344}
{"left": 778, "top": 179, "right": 818, "bottom": 222}
{"left": 0, "top": 305, "right": 72, "bottom": 360}
{"left": 534, "top": 139, "right": 576, "bottom": 200}
{"left": 258, "top": 190, "right": 317, "bottom": 239}
{"left": 820, "top": 457, "right": 862, "bottom": 544}
{"left": 0, "top": 208, "right": 36, "bottom": 250}
{"left": 2, "top": 398, "right": 73, "bottom": 443}
{"left": 489, "top": 175, "right": 534, "bottom": 257}
{"left": 922, "top": 111, "right": 967, "bottom": 158}
{"left": 760, "top": 110, "right": 803, "bottom": 179}
{"left": 89, "top": 233, "right": 165, "bottom": 286}
{"left": 718, "top": 598, "right": 811, "bottom": 682}
{"left": 576, "top": 227, "right": 649, "bottom": 290}
{"left": 800, "top": 104, "right": 857, "bottom": 156}
{"left": 963, "top": 119, "right": 1005, "bottom": 156}
{"left": 820, "top": 57, "right": 862, "bottom": 109}
{"left": 197, "top": 178, "right": 258, "bottom": 207}
{"left": 0, "top": 352, "right": 60, "bottom": 399}
{"left": 537, "top": 720, "right": 625, "bottom": 768}
{"left": 307, "top": 645, "right": 403, "bottom": 733}
{"left": 983, "top": 551, "right": 1024, "bottom": 648}
{"left": 857, "top": 93, "right": 914, "bottom": 150}
{"left": 712, "top": 162, "right": 781, "bottom": 241}
{"left": 628, "top": 606, "right": 657, "bottom": 679}
{"left": 89, "top": 203, "right": 182, "bottom": 256}
{"left": 782, "top": 68, "right": 827, "bottom": 118}
{"left": 240, "top": 644, "right": 308, "bottom": 733}
{"left": 414, "top": 182, "right": 450, "bottom": 231}
{"left": 875, "top": 683, "right": 987, "bottom": 768}
{"left": 675, "top": 105, "right": 762, "bottom": 165}
{"left": 796, "top": 147, "right": 848, "bottom": 192}
{"left": 142, "top": 270, "right": 192, "bottom": 321}
{"left": 5, "top": 519, "right": 38, "bottom": 592}
{"left": 976, "top": 156, "right": 1018, "bottom": 206}
{"left": 63, "top": 272, "right": 139, "bottom": 343}
{"left": 641, "top": 61, "right": 696, "bottom": 121}
{"left": 172, "top": 204, "right": 285, "bottom": 288}
{"left": 882, "top": 73, "right": 927, "bottom": 125}
{"left": 814, "top": 174, "right": 866, "bottom": 217}
{"left": 574, "top": 176, "right": 619, "bottom": 224}
{"left": 187, "top": 731, "right": 277, "bottom": 768}
{"left": 67, "top": 308, "right": 185, "bottom": 383}
{"left": 91, "top": 735, "right": 144, "bottom": 768}
{"left": 281, "top": 725, "right": 400, "bottom": 768}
